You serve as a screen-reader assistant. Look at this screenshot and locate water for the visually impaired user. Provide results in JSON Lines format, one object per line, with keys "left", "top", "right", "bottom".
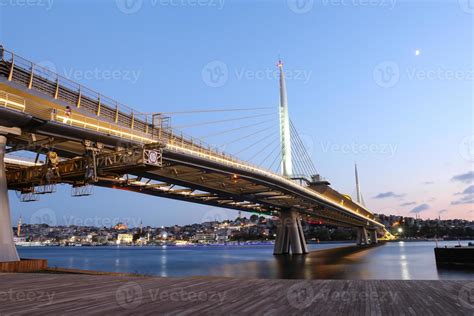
{"left": 18, "top": 241, "right": 474, "bottom": 280}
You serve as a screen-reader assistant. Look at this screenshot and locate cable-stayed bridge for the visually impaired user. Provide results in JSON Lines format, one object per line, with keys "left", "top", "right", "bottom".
{"left": 0, "top": 47, "right": 391, "bottom": 261}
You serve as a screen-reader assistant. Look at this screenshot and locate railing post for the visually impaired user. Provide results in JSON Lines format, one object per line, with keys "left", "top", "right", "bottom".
{"left": 130, "top": 112, "right": 135, "bottom": 129}
{"left": 28, "top": 62, "right": 34, "bottom": 89}
{"left": 115, "top": 103, "right": 119, "bottom": 123}
{"left": 7, "top": 54, "right": 14, "bottom": 81}
{"left": 54, "top": 77, "right": 59, "bottom": 99}
{"left": 77, "top": 86, "right": 82, "bottom": 108}
{"left": 97, "top": 95, "right": 101, "bottom": 116}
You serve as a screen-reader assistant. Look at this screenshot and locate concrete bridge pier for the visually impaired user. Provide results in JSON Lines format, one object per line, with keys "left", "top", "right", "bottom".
{"left": 369, "top": 229, "right": 378, "bottom": 244}
{"left": 273, "top": 209, "right": 308, "bottom": 255}
{"left": 356, "top": 227, "right": 369, "bottom": 245}
{"left": 0, "top": 126, "right": 21, "bottom": 262}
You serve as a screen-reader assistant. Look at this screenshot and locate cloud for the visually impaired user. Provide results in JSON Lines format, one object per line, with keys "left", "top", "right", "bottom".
{"left": 400, "top": 201, "right": 416, "bottom": 207}
{"left": 423, "top": 181, "right": 434, "bottom": 185}
{"left": 451, "top": 196, "right": 474, "bottom": 205}
{"left": 373, "top": 192, "right": 405, "bottom": 199}
{"left": 461, "top": 185, "right": 474, "bottom": 195}
{"left": 451, "top": 171, "right": 474, "bottom": 184}
{"left": 438, "top": 209, "right": 448, "bottom": 214}
{"left": 410, "top": 204, "right": 430, "bottom": 214}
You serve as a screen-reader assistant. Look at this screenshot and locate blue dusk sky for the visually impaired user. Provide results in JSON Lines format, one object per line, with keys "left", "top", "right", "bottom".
{"left": 1, "top": 0, "right": 473, "bottom": 227}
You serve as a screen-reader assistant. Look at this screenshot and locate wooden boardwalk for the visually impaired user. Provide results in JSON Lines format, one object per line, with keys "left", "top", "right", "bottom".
{"left": 0, "top": 273, "right": 472, "bottom": 315}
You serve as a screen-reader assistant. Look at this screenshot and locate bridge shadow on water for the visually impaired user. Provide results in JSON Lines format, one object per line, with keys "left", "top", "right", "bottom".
{"left": 273, "top": 244, "right": 382, "bottom": 279}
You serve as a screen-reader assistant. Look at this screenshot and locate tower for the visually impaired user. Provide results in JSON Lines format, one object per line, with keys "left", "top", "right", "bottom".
{"left": 278, "top": 60, "right": 292, "bottom": 177}
{"left": 17, "top": 215, "right": 22, "bottom": 237}
{"left": 355, "top": 163, "right": 362, "bottom": 204}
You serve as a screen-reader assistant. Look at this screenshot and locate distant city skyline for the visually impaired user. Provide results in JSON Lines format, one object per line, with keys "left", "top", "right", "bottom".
{"left": 2, "top": 0, "right": 473, "bottom": 225}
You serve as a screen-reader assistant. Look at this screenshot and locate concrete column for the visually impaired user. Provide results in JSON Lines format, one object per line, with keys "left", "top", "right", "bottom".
{"left": 356, "top": 227, "right": 369, "bottom": 246}
{"left": 0, "top": 134, "right": 20, "bottom": 262}
{"left": 274, "top": 209, "right": 308, "bottom": 255}
{"left": 369, "top": 230, "right": 378, "bottom": 244}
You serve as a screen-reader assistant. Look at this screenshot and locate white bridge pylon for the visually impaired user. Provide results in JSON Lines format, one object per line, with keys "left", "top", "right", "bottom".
{"left": 0, "top": 126, "right": 20, "bottom": 262}
{"left": 274, "top": 60, "right": 307, "bottom": 255}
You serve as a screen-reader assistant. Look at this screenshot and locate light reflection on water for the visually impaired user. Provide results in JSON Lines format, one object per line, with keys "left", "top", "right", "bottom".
{"left": 17, "top": 241, "right": 474, "bottom": 280}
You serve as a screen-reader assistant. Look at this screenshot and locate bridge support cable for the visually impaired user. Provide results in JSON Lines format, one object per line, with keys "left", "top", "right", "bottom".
{"left": 173, "top": 113, "right": 275, "bottom": 130}
{"left": 258, "top": 143, "right": 280, "bottom": 169}
{"left": 290, "top": 128, "right": 314, "bottom": 177}
{"left": 247, "top": 136, "right": 280, "bottom": 163}
{"left": 199, "top": 119, "right": 275, "bottom": 140}
{"left": 220, "top": 125, "right": 276, "bottom": 148}
{"left": 268, "top": 150, "right": 283, "bottom": 173}
{"left": 0, "top": 126, "right": 21, "bottom": 262}
{"left": 234, "top": 131, "right": 279, "bottom": 157}
{"left": 273, "top": 209, "right": 308, "bottom": 255}
{"left": 290, "top": 120, "right": 318, "bottom": 176}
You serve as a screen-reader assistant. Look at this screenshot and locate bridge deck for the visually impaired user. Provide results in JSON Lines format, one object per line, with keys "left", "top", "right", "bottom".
{"left": 0, "top": 273, "right": 470, "bottom": 315}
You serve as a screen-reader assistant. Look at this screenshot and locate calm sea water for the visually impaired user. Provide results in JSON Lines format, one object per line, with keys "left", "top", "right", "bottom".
{"left": 18, "top": 241, "right": 474, "bottom": 280}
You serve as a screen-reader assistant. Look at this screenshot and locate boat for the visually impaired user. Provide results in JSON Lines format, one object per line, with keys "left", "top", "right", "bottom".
{"left": 434, "top": 243, "right": 474, "bottom": 268}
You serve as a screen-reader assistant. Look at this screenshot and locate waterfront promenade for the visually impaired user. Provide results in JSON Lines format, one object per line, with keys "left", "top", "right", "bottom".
{"left": 0, "top": 273, "right": 472, "bottom": 315}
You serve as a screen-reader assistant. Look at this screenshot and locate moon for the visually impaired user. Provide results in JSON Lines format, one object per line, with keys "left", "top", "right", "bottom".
{"left": 415, "top": 49, "right": 421, "bottom": 56}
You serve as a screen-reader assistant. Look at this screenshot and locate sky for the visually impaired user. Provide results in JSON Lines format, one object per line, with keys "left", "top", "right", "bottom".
{"left": 1, "top": 0, "right": 473, "bottom": 227}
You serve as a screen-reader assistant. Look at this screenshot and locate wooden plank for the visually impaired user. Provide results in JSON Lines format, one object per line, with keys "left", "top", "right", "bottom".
{"left": 0, "top": 274, "right": 471, "bottom": 315}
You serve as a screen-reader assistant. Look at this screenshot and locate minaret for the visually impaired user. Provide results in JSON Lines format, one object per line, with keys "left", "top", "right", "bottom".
{"left": 355, "top": 163, "right": 362, "bottom": 204}
{"left": 17, "top": 215, "right": 22, "bottom": 237}
{"left": 278, "top": 59, "right": 292, "bottom": 177}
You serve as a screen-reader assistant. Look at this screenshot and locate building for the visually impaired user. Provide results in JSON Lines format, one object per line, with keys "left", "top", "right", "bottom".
{"left": 117, "top": 233, "right": 133, "bottom": 245}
